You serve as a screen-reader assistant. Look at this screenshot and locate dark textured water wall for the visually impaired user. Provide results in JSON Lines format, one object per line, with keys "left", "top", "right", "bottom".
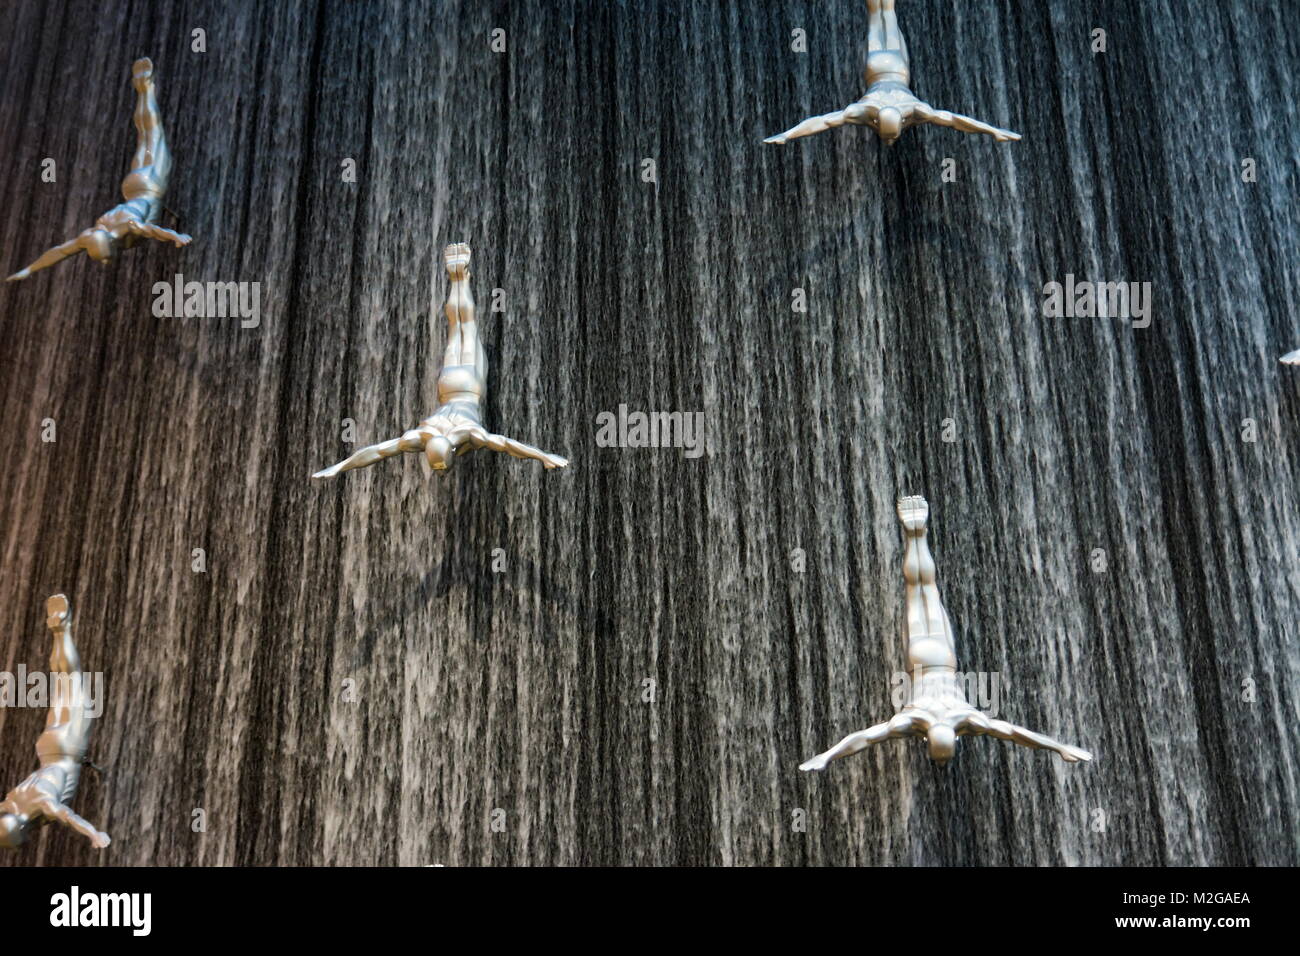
{"left": 0, "top": 0, "right": 1297, "bottom": 867}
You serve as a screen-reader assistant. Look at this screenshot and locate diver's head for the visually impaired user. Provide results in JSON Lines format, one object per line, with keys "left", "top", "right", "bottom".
{"left": 84, "top": 229, "right": 116, "bottom": 263}
{"left": 877, "top": 107, "right": 903, "bottom": 145}
{"left": 927, "top": 725, "right": 957, "bottom": 765}
{"left": 425, "top": 436, "right": 455, "bottom": 472}
{"left": 0, "top": 812, "right": 29, "bottom": 848}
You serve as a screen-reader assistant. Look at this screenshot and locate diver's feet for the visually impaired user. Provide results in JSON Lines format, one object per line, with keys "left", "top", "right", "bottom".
{"left": 444, "top": 242, "right": 471, "bottom": 280}
{"left": 897, "top": 495, "right": 929, "bottom": 534}
{"left": 1058, "top": 744, "right": 1093, "bottom": 763}
{"left": 132, "top": 58, "right": 154, "bottom": 91}
{"left": 45, "top": 594, "right": 69, "bottom": 630}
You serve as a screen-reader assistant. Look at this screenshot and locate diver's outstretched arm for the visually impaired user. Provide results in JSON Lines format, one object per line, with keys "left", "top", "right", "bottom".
{"left": 1281, "top": 349, "right": 1300, "bottom": 365}
{"left": 128, "top": 221, "right": 191, "bottom": 246}
{"left": 6, "top": 237, "right": 86, "bottom": 281}
{"left": 44, "top": 800, "right": 110, "bottom": 849}
{"left": 799, "top": 714, "right": 916, "bottom": 771}
{"left": 312, "top": 430, "right": 426, "bottom": 479}
{"left": 962, "top": 713, "right": 1091, "bottom": 762}
{"left": 468, "top": 428, "right": 568, "bottom": 469}
{"left": 914, "top": 104, "right": 1020, "bottom": 142}
{"left": 764, "top": 107, "right": 855, "bottom": 145}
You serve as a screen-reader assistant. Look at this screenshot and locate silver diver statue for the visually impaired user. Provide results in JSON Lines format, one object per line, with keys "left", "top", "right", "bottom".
{"left": 801, "top": 496, "right": 1091, "bottom": 770}
{"left": 313, "top": 243, "right": 569, "bottom": 479}
{"left": 6, "top": 58, "right": 190, "bottom": 281}
{"left": 765, "top": 0, "right": 1020, "bottom": 147}
{"left": 0, "top": 595, "right": 110, "bottom": 850}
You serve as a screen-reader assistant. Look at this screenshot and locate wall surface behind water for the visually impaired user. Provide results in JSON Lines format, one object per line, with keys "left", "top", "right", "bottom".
{"left": 0, "top": 0, "right": 1297, "bottom": 866}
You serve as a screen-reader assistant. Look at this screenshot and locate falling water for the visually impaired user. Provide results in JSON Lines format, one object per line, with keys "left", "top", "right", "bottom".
{"left": 0, "top": 0, "right": 1296, "bottom": 866}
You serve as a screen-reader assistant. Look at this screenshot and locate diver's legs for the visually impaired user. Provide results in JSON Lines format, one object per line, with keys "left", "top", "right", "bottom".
{"left": 45, "top": 595, "right": 78, "bottom": 676}
{"left": 459, "top": 274, "right": 483, "bottom": 384}
{"left": 441, "top": 242, "right": 484, "bottom": 386}
{"left": 39, "top": 595, "right": 91, "bottom": 761}
{"left": 898, "top": 496, "right": 957, "bottom": 660}
{"left": 442, "top": 281, "right": 463, "bottom": 369}
{"left": 441, "top": 243, "right": 474, "bottom": 367}
{"left": 130, "top": 59, "right": 167, "bottom": 173}
{"left": 471, "top": 300, "right": 486, "bottom": 385}
{"left": 867, "top": 0, "right": 904, "bottom": 54}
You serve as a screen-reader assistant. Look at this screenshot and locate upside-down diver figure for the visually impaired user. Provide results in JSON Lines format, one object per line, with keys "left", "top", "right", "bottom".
{"left": 0, "top": 595, "right": 110, "bottom": 850}
{"left": 6, "top": 58, "right": 190, "bottom": 282}
{"left": 765, "top": 0, "right": 1020, "bottom": 148}
{"left": 800, "top": 496, "right": 1091, "bottom": 770}
{"left": 313, "top": 243, "right": 569, "bottom": 479}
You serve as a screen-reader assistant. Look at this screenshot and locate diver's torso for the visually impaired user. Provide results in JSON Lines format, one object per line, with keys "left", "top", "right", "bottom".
{"left": 13, "top": 759, "right": 79, "bottom": 806}
{"left": 96, "top": 197, "right": 160, "bottom": 235}
{"left": 908, "top": 634, "right": 957, "bottom": 670}
{"left": 905, "top": 666, "right": 972, "bottom": 718}
{"left": 436, "top": 364, "right": 484, "bottom": 407}
{"left": 422, "top": 400, "right": 482, "bottom": 433}
{"left": 865, "top": 50, "right": 911, "bottom": 90}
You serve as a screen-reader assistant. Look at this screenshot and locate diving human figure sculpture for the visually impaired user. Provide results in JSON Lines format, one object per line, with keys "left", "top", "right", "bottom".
{"left": 0, "top": 595, "right": 110, "bottom": 849}
{"left": 313, "top": 243, "right": 569, "bottom": 479}
{"left": 800, "top": 497, "right": 1091, "bottom": 770}
{"left": 764, "top": 0, "right": 1020, "bottom": 147}
{"left": 6, "top": 58, "right": 190, "bottom": 281}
